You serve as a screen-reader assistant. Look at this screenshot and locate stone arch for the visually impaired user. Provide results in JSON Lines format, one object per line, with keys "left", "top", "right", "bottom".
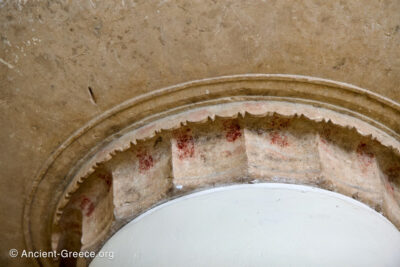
{"left": 24, "top": 75, "right": 400, "bottom": 266}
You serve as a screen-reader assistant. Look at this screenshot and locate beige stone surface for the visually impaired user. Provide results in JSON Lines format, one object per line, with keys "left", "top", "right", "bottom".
{"left": 47, "top": 107, "right": 400, "bottom": 266}
{"left": 1, "top": 1, "right": 400, "bottom": 266}
{"left": 172, "top": 121, "right": 247, "bottom": 187}
{"left": 111, "top": 137, "right": 171, "bottom": 220}
{"left": 245, "top": 116, "right": 321, "bottom": 182}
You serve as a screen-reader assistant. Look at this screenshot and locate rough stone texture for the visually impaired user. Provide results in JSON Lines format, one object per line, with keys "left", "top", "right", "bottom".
{"left": 245, "top": 116, "right": 321, "bottom": 182}
{"left": 317, "top": 134, "right": 383, "bottom": 209}
{"left": 111, "top": 137, "right": 172, "bottom": 220}
{"left": 49, "top": 113, "right": 400, "bottom": 266}
{"left": 172, "top": 121, "right": 247, "bottom": 188}
{"left": 1, "top": 1, "right": 400, "bottom": 266}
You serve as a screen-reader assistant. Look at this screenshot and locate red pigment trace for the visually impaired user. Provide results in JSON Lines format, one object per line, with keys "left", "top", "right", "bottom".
{"left": 320, "top": 137, "right": 328, "bottom": 145}
{"left": 319, "top": 137, "right": 331, "bottom": 153}
{"left": 79, "top": 196, "right": 95, "bottom": 217}
{"left": 174, "top": 129, "right": 195, "bottom": 160}
{"left": 270, "top": 116, "right": 290, "bottom": 130}
{"left": 224, "top": 120, "right": 242, "bottom": 142}
{"left": 319, "top": 127, "right": 338, "bottom": 153}
{"left": 386, "top": 182, "right": 395, "bottom": 194}
{"left": 320, "top": 127, "right": 333, "bottom": 142}
{"left": 270, "top": 131, "right": 289, "bottom": 147}
{"left": 356, "top": 143, "right": 375, "bottom": 171}
{"left": 98, "top": 173, "right": 112, "bottom": 192}
{"left": 137, "top": 149, "right": 154, "bottom": 172}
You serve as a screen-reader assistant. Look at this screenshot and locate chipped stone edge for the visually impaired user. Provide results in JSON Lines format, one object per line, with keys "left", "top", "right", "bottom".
{"left": 54, "top": 100, "right": 400, "bottom": 225}
{"left": 23, "top": 74, "right": 400, "bottom": 267}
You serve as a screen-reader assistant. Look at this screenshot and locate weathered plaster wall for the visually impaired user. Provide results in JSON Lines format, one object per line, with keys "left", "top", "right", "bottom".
{"left": 0, "top": 0, "right": 399, "bottom": 266}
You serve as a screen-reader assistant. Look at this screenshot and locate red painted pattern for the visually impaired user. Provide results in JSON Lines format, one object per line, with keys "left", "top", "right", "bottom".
{"left": 98, "top": 173, "right": 112, "bottom": 192}
{"left": 79, "top": 196, "right": 95, "bottom": 217}
{"left": 174, "top": 129, "right": 195, "bottom": 160}
{"left": 223, "top": 120, "right": 242, "bottom": 142}
{"left": 137, "top": 149, "right": 154, "bottom": 172}
{"left": 356, "top": 143, "right": 375, "bottom": 172}
{"left": 270, "top": 116, "right": 290, "bottom": 130}
{"left": 270, "top": 131, "right": 289, "bottom": 147}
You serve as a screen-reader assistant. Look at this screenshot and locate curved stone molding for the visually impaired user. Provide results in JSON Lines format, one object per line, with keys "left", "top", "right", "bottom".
{"left": 53, "top": 110, "right": 400, "bottom": 256}
{"left": 57, "top": 100, "right": 400, "bottom": 208}
{"left": 23, "top": 75, "right": 400, "bottom": 266}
